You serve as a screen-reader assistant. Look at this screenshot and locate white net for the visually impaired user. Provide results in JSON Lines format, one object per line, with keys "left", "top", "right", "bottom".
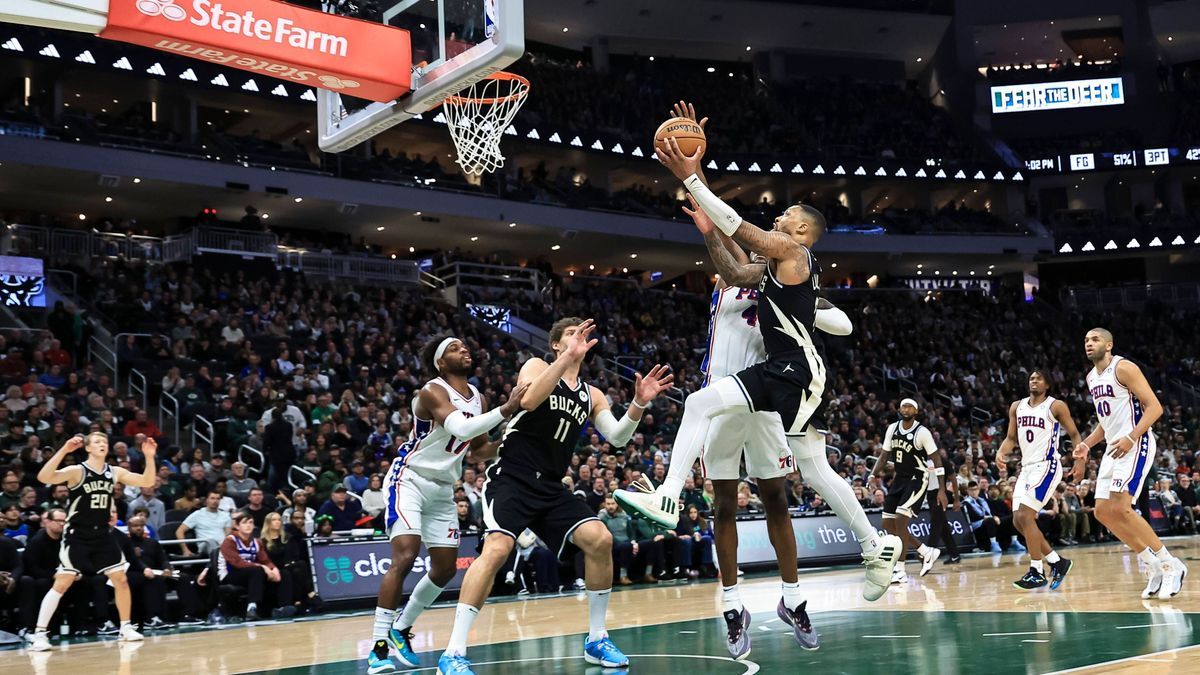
{"left": 441, "top": 72, "right": 530, "bottom": 176}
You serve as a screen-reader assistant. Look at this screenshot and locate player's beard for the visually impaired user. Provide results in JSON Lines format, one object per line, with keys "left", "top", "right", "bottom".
{"left": 900, "top": 413, "right": 915, "bottom": 422}
{"left": 443, "top": 361, "right": 472, "bottom": 377}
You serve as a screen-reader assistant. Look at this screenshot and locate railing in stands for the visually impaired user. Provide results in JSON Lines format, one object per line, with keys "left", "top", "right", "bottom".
{"left": 47, "top": 268, "right": 77, "bottom": 297}
{"left": 128, "top": 368, "right": 148, "bottom": 411}
{"left": 159, "top": 391, "right": 180, "bottom": 443}
{"left": 971, "top": 406, "right": 993, "bottom": 424}
{"left": 1061, "top": 283, "right": 1200, "bottom": 310}
{"left": 87, "top": 334, "right": 117, "bottom": 379}
{"left": 239, "top": 444, "right": 266, "bottom": 478}
{"left": 278, "top": 248, "right": 420, "bottom": 285}
{"left": 193, "top": 414, "right": 214, "bottom": 452}
{"left": 193, "top": 226, "right": 278, "bottom": 258}
{"left": 437, "top": 261, "right": 546, "bottom": 295}
{"left": 899, "top": 377, "right": 919, "bottom": 395}
{"left": 289, "top": 466, "right": 317, "bottom": 490}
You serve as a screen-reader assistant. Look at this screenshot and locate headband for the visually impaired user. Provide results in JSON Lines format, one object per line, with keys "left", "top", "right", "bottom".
{"left": 433, "top": 337, "right": 460, "bottom": 372}
{"left": 900, "top": 398, "right": 920, "bottom": 411}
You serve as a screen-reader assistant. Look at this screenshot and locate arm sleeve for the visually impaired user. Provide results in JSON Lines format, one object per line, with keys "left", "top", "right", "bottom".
{"left": 592, "top": 408, "right": 640, "bottom": 448}
{"left": 442, "top": 408, "right": 505, "bottom": 440}
{"left": 683, "top": 175, "right": 743, "bottom": 236}
{"left": 814, "top": 306, "right": 853, "bottom": 336}
{"left": 918, "top": 427, "right": 939, "bottom": 456}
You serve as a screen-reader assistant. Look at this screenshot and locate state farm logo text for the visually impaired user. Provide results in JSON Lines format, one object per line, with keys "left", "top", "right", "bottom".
{"left": 136, "top": 0, "right": 350, "bottom": 57}
{"left": 155, "top": 41, "right": 361, "bottom": 88}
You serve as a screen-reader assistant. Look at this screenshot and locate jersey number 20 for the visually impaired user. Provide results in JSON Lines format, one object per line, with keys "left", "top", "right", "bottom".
{"left": 90, "top": 493, "right": 109, "bottom": 511}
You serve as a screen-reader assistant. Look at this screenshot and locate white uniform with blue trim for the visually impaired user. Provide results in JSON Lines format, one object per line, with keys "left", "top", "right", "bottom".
{"left": 1012, "top": 396, "right": 1063, "bottom": 511}
{"left": 383, "top": 378, "right": 482, "bottom": 546}
{"left": 700, "top": 285, "right": 794, "bottom": 480}
{"left": 1087, "top": 355, "right": 1156, "bottom": 500}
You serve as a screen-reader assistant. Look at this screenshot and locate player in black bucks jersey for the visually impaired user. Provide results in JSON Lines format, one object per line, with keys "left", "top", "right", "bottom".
{"left": 437, "top": 318, "right": 673, "bottom": 675}
{"left": 28, "top": 433, "right": 158, "bottom": 651}
{"left": 619, "top": 102, "right": 903, "bottom": 604}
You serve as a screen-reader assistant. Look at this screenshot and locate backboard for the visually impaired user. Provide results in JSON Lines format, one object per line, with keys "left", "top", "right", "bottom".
{"left": 317, "top": 0, "right": 523, "bottom": 153}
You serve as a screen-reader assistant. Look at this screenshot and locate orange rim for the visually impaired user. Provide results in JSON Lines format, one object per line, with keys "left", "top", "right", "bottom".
{"left": 444, "top": 71, "right": 531, "bottom": 106}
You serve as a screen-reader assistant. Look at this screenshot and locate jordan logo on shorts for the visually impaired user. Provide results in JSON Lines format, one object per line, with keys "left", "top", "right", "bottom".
{"left": 782, "top": 364, "right": 794, "bottom": 373}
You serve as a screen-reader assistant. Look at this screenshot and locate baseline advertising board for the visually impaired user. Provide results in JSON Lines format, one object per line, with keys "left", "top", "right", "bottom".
{"left": 736, "top": 510, "right": 976, "bottom": 567}
{"left": 310, "top": 533, "right": 480, "bottom": 601}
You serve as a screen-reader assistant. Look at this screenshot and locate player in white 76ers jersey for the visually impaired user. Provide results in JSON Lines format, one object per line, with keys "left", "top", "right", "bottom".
{"left": 682, "top": 190, "right": 875, "bottom": 657}
{"left": 367, "top": 336, "right": 527, "bottom": 674}
{"left": 1081, "top": 328, "right": 1186, "bottom": 601}
{"left": 997, "top": 370, "right": 1084, "bottom": 591}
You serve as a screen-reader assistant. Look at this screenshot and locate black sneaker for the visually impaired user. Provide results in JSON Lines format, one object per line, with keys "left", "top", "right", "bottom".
{"left": 98, "top": 620, "right": 119, "bottom": 635}
{"left": 1013, "top": 568, "right": 1048, "bottom": 590}
{"left": 143, "top": 617, "right": 176, "bottom": 631}
{"left": 272, "top": 606, "right": 297, "bottom": 619}
{"left": 245, "top": 607, "right": 260, "bottom": 621}
{"left": 945, "top": 555, "right": 962, "bottom": 565}
{"left": 1049, "top": 558, "right": 1073, "bottom": 590}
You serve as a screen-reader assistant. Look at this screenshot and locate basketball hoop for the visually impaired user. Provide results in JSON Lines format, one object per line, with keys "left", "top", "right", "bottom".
{"left": 441, "top": 71, "right": 530, "bottom": 176}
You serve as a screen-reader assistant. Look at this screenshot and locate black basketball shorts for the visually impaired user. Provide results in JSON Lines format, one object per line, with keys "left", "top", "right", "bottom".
{"left": 733, "top": 351, "right": 828, "bottom": 437}
{"left": 59, "top": 524, "right": 126, "bottom": 576}
{"left": 884, "top": 473, "right": 930, "bottom": 518}
{"left": 480, "top": 462, "right": 599, "bottom": 560}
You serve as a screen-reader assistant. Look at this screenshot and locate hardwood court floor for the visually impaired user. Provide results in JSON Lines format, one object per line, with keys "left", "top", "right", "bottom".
{"left": 6, "top": 538, "right": 1200, "bottom": 674}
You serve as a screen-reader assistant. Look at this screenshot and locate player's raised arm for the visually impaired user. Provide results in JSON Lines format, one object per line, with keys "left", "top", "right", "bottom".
{"left": 684, "top": 194, "right": 765, "bottom": 288}
{"left": 657, "top": 136, "right": 806, "bottom": 265}
{"left": 815, "top": 298, "right": 853, "bottom": 336}
{"left": 421, "top": 381, "right": 529, "bottom": 442}
{"left": 115, "top": 437, "right": 157, "bottom": 488}
{"left": 996, "top": 401, "right": 1020, "bottom": 465}
{"left": 518, "top": 319, "right": 597, "bottom": 411}
{"left": 588, "top": 365, "right": 674, "bottom": 448}
{"left": 1109, "top": 359, "right": 1164, "bottom": 458}
{"left": 36, "top": 435, "right": 85, "bottom": 486}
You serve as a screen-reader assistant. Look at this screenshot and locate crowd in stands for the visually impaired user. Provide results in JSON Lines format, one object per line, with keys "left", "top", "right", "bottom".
{"left": 982, "top": 58, "right": 1122, "bottom": 85}
{"left": 2, "top": 238, "right": 1198, "bottom": 633}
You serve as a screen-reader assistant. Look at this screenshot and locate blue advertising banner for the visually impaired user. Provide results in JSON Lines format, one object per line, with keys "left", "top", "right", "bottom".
{"left": 309, "top": 533, "right": 480, "bottom": 601}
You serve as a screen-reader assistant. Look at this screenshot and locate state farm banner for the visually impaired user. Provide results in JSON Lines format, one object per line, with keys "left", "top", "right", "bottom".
{"left": 100, "top": 0, "right": 411, "bottom": 102}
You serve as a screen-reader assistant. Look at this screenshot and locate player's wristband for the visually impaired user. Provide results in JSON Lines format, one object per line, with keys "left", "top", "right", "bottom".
{"left": 1124, "top": 434, "right": 1137, "bottom": 446}
{"left": 683, "top": 174, "right": 742, "bottom": 237}
{"left": 934, "top": 467, "right": 945, "bottom": 476}
{"left": 631, "top": 399, "right": 648, "bottom": 410}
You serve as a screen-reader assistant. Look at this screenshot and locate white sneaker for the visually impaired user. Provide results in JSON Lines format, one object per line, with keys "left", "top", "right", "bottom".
{"left": 118, "top": 623, "right": 144, "bottom": 642}
{"left": 862, "top": 534, "right": 903, "bottom": 601}
{"left": 919, "top": 547, "right": 940, "bottom": 577}
{"left": 890, "top": 568, "right": 908, "bottom": 585}
{"left": 573, "top": 578, "right": 587, "bottom": 591}
{"left": 28, "top": 631, "right": 50, "bottom": 652}
{"left": 613, "top": 478, "right": 678, "bottom": 529}
{"left": 1141, "top": 566, "right": 1164, "bottom": 599}
{"left": 1158, "top": 558, "right": 1187, "bottom": 601}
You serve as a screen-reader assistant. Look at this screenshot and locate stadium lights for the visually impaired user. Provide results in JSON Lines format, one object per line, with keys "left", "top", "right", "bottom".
{"left": 294, "top": 197, "right": 303, "bottom": 203}
{"left": 470, "top": 236, "right": 478, "bottom": 242}
{"left": 551, "top": 244, "right": 561, "bottom": 251}
{"left": 104, "top": 196, "right": 112, "bottom": 202}
{"left": 391, "top": 253, "right": 396, "bottom": 259}
{"left": 78, "top": 214, "right": 86, "bottom": 220}
{"left": 508, "top": 222, "right": 516, "bottom": 228}
{"left": 831, "top": 263, "right": 838, "bottom": 268}
{"left": 630, "top": 253, "right": 638, "bottom": 259}
{"left": 376, "top": 226, "right": 384, "bottom": 231}
{"left": 707, "top": 67, "right": 715, "bottom": 73}
{"left": 622, "top": 267, "right": 628, "bottom": 273}
{"left": 133, "top": 178, "right": 141, "bottom": 183}
{"left": 260, "top": 213, "right": 268, "bottom": 219}
{"left": 409, "top": 246, "right": 415, "bottom": 252}
{"left": 695, "top": 261, "right": 703, "bottom": 266}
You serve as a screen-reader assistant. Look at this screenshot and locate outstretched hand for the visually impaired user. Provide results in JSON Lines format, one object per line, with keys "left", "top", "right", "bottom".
{"left": 565, "top": 319, "right": 599, "bottom": 363}
{"left": 657, "top": 136, "right": 703, "bottom": 182}
{"left": 633, "top": 364, "right": 675, "bottom": 405}
{"left": 671, "top": 100, "right": 709, "bottom": 131}
{"left": 499, "top": 383, "right": 530, "bottom": 417}
{"left": 682, "top": 194, "right": 715, "bottom": 235}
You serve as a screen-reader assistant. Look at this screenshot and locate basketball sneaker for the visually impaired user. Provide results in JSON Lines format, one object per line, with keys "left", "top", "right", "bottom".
{"left": 1141, "top": 565, "right": 1164, "bottom": 599}
{"left": 437, "top": 653, "right": 475, "bottom": 675}
{"left": 891, "top": 567, "right": 907, "bottom": 585}
{"left": 613, "top": 477, "right": 678, "bottom": 529}
{"left": 919, "top": 547, "right": 941, "bottom": 576}
{"left": 1158, "top": 558, "right": 1187, "bottom": 601}
{"left": 862, "top": 534, "right": 903, "bottom": 601}
{"left": 1048, "top": 558, "right": 1073, "bottom": 590}
{"left": 723, "top": 607, "right": 752, "bottom": 660}
{"left": 776, "top": 599, "right": 820, "bottom": 651}
{"left": 583, "top": 636, "right": 629, "bottom": 668}
{"left": 117, "top": 623, "right": 143, "bottom": 642}
{"left": 1013, "top": 568, "right": 1048, "bottom": 590}
{"left": 368, "top": 640, "right": 397, "bottom": 674}
{"left": 27, "top": 631, "right": 50, "bottom": 652}
{"left": 387, "top": 627, "right": 420, "bottom": 667}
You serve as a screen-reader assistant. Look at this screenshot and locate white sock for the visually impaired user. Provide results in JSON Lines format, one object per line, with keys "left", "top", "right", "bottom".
{"left": 917, "top": 544, "right": 933, "bottom": 557}
{"left": 1153, "top": 546, "right": 1172, "bottom": 562}
{"left": 373, "top": 606, "right": 397, "bottom": 641}
{"left": 120, "top": 620, "right": 131, "bottom": 630}
{"left": 722, "top": 584, "right": 742, "bottom": 613}
{"left": 782, "top": 581, "right": 804, "bottom": 611}
{"left": 586, "top": 589, "right": 611, "bottom": 642}
{"left": 1045, "top": 551, "right": 1061, "bottom": 564}
{"left": 894, "top": 560, "right": 905, "bottom": 572}
{"left": 794, "top": 447, "right": 878, "bottom": 548}
{"left": 662, "top": 380, "right": 748, "bottom": 498}
{"left": 36, "top": 589, "right": 63, "bottom": 632}
{"left": 1030, "top": 559, "right": 1044, "bottom": 573}
{"left": 445, "top": 604, "right": 479, "bottom": 657}
{"left": 397, "top": 577, "right": 446, "bottom": 631}
{"left": 1138, "top": 547, "right": 1156, "bottom": 566}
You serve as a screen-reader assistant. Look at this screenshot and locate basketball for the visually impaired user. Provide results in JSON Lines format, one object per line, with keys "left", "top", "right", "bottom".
{"left": 654, "top": 116, "right": 706, "bottom": 157}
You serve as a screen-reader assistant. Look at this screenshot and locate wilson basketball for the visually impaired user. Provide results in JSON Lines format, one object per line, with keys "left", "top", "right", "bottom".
{"left": 654, "top": 117, "right": 706, "bottom": 157}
